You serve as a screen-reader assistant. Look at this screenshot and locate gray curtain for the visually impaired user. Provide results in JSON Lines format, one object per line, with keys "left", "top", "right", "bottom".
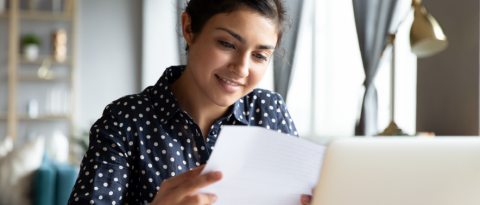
{"left": 273, "top": 0, "right": 305, "bottom": 101}
{"left": 353, "top": 0, "right": 398, "bottom": 136}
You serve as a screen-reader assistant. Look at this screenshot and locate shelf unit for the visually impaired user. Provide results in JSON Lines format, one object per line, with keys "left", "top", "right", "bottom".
{"left": 3, "top": 0, "right": 78, "bottom": 142}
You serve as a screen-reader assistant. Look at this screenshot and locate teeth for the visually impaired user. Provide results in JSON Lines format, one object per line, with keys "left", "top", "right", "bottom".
{"left": 221, "top": 77, "right": 239, "bottom": 86}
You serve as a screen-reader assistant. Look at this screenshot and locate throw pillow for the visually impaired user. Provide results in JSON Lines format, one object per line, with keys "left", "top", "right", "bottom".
{"left": 0, "top": 136, "right": 13, "bottom": 158}
{"left": 0, "top": 136, "right": 45, "bottom": 205}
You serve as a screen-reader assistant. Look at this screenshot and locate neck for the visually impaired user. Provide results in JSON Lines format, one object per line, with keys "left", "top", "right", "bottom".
{"left": 170, "top": 66, "right": 230, "bottom": 135}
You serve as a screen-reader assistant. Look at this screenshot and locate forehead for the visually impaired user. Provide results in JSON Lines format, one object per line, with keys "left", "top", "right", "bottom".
{"left": 203, "top": 9, "right": 278, "bottom": 46}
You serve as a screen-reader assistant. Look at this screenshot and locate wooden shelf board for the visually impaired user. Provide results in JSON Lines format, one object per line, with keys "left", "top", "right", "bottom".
{"left": 20, "top": 11, "right": 72, "bottom": 21}
{"left": 19, "top": 56, "right": 73, "bottom": 65}
{"left": 18, "top": 115, "right": 72, "bottom": 120}
{"left": 17, "top": 75, "right": 70, "bottom": 82}
{"left": 0, "top": 114, "right": 72, "bottom": 120}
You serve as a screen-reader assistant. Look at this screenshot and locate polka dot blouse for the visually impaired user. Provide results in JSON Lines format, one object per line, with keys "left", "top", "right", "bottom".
{"left": 68, "top": 65, "right": 298, "bottom": 205}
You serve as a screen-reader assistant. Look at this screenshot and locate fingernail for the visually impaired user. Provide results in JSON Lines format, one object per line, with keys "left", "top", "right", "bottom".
{"left": 211, "top": 171, "right": 222, "bottom": 180}
{"left": 210, "top": 194, "right": 218, "bottom": 202}
{"left": 302, "top": 195, "right": 312, "bottom": 202}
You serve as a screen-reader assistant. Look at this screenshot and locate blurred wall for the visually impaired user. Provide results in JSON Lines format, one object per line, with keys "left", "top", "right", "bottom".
{"left": 416, "top": 0, "right": 479, "bottom": 135}
{"left": 77, "top": 0, "right": 142, "bottom": 131}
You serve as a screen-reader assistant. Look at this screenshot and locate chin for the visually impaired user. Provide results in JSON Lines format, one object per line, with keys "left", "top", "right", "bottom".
{"left": 211, "top": 95, "right": 240, "bottom": 108}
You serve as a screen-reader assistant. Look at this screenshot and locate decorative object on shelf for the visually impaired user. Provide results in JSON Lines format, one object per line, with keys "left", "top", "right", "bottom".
{"left": 27, "top": 99, "right": 39, "bottom": 119}
{"left": 378, "top": 0, "right": 448, "bottom": 136}
{"left": 45, "top": 88, "right": 71, "bottom": 116}
{"left": 46, "top": 130, "right": 69, "bottom": 163}
{"left": 52, "top": 29, "right": 67, "bottom": 62}
{"left": 21, "top": 33, "right": 41, "bottom": 61}
{"left": 37, "top": 58, "right": 55, "bottom": 79}
{"left": 0, "top": 0, "right": 6, "bottom": 13}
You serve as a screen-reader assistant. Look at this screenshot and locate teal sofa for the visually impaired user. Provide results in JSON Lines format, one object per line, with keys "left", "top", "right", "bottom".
{"left": 33, "top": 155, "right": 79, "bottom": 205}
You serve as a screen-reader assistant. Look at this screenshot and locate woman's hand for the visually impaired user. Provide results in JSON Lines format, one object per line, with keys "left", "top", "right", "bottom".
{"left": 150, "top": 165, "right": 223, "bottom": 205}
{"left": 300, "top": 188, "right": 314, "bottom": 205}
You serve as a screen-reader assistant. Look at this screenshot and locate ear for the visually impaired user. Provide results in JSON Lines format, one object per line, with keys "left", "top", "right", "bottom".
{"left": 181, "top": 12, "right": 194, "bottom": 47}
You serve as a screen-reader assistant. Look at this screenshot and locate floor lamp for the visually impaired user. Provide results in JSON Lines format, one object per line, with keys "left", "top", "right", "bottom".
{"left": 379, "top": 0, "right": 448, "bottom": 136}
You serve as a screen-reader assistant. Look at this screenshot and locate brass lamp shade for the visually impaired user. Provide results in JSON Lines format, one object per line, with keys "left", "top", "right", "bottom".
{"left": 410, "top": 4, "right": 448, "bottom": 58}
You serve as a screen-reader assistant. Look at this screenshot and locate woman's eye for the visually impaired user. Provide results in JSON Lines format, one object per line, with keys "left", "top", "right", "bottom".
{"left": 219, "top": 41, "right": 235, "bottom": 49}
{"left": 254, "top": 53, "right": 268, "bottom": 61}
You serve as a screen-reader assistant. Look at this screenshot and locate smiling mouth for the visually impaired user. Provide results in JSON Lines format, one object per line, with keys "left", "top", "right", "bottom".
{"left": 216, "top": 75, "right": 244, "bottom": 86}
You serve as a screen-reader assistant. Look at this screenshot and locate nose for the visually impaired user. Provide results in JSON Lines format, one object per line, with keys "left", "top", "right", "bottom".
{"left": 228, "top": 52, "right": 249, "bottom": 78}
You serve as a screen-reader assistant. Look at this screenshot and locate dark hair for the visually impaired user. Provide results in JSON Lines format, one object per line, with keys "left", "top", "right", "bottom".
{"left": 183, "top": 0, "right": 290, "bottom": 52}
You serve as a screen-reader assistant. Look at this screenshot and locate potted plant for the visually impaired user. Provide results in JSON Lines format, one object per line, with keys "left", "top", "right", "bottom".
{"left": 21, "top": 34, "right": 41, "bottom": 61}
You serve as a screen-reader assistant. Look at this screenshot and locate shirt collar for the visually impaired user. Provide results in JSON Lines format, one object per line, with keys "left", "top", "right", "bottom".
{"left": 151, "top": 65, "right": 248, "bottom": 125}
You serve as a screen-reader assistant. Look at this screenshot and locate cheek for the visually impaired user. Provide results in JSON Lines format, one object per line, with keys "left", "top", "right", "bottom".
{"left": 247, "top": 65, "right": 268, "bottom": 89}
{"left": 191, "top": 43, "right": 230, "bottom": 69}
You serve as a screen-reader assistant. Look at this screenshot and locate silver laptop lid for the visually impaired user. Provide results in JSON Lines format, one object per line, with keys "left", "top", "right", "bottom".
{"left": 312, "top": 137, "right": 480, "bottom": 205}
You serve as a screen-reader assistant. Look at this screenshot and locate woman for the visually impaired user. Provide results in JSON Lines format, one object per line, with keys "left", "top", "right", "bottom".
{"left": 69, "top": 0, "right": 312, "bottom": 204}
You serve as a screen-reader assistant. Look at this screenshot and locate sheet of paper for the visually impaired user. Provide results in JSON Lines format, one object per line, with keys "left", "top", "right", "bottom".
{"left": 197, "top": 126, "right": 326, "bottom": 205}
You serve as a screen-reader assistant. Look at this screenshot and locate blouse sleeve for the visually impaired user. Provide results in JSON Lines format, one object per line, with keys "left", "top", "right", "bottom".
{"left": 68, "top": 103, "right": 132, "bottom": 205}
{"left": 274, "top": 93, "right": 299, "bottom": 137}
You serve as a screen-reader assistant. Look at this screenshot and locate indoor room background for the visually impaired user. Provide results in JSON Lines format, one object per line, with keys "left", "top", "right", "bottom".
{"left": 0, "top": 0, "right": 478, "bottom": 204}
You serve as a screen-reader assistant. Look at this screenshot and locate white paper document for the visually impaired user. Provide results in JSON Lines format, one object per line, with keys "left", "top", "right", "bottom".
{"left": 197, "top": 126, "right": 326, "bottom": 205}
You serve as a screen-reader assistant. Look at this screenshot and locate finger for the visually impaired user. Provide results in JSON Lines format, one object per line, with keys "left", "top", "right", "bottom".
{"left": 301, "top": 194, "right": 312, "bottom": 205}
{"left": 162, "top": 164, "right": 206, "bottom": 189}
{"left": 176, "top": 171, "right": 223, "bottom": 197}
{"left": 183, "top": 194, "right": 217, "bottom": 205}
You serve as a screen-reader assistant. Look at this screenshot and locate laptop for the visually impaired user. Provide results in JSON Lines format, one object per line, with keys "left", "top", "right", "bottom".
{"left": 311, "top": 137, "right": 480, "bottom": 205}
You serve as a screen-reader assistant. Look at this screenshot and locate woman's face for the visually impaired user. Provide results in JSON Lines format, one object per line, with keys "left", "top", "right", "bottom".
{"left": 182, "top": 9, "right": 278, "bottom": 107}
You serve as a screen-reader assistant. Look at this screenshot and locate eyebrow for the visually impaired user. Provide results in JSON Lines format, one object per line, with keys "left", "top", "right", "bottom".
{"left": 216, "top": 28, "right": 275, "bottom": 50}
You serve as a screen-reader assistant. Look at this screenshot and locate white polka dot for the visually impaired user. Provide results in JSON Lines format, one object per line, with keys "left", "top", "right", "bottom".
{"left": 99, "top": 195, "right": 103, "bottom": 199}
{"left": 171, "top": 172, "right": 175, "bottom": 176}
{"left": 109, "top": 191, "right": 113, "bottom": 195}
{"left": 131, "top": 106, "right": 135, "bottom": 110}
{"left": 272, "top": 119, "right": 276, "bottom": 123}
{"left": 163, "top": 165, "right": 168, "bottom": 169}
{"left": 90, "top": 200, "right": 94, "bottom": 204}
{"left": 261, "top": 100, "right": 265, "bottom": 104}
{"left": 170, "top": 157, "right": 175, "bottom": 162}
{"left": 99, "top": 173, "right": 103, "bottom": 177}
{"left": 94, "top": 187, "right": 98, "bottom": 191}
{"left": 104, "top": 182, "right": 108, "bottom": 187}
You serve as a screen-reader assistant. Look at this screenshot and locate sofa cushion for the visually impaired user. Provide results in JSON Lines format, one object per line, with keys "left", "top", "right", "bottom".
{"left": 34, "top": 155, "right": 57, "bottom": 205}
{"left": 0, "top": 137, "right": 45, "bottom": 205}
